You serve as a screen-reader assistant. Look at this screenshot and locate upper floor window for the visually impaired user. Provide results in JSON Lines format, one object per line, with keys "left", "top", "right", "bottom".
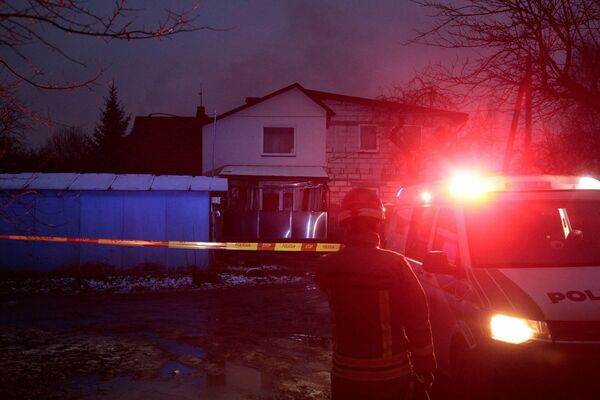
{"left": 359, "top": 125, "right": 378, "bottom": 152}
{"left": 263, "top": 127, "right": 295, "bottom": 155}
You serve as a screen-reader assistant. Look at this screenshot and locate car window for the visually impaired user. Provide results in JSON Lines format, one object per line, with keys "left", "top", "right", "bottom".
{"left": 432, "top": 207, "right": 460, "bottom": 267}
{"left": 385, "top": 207, "right": 411, "bottom": 253}
{"left": 405, "top": 206, "right": 435, "bottom": 261}
{"left": 466, "top": 199, "right": 600, "bottom": 268}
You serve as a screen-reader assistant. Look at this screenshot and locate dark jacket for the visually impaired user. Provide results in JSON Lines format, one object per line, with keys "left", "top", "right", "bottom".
{"left": 315, "top": 231, "right": 436, "bottom": 385}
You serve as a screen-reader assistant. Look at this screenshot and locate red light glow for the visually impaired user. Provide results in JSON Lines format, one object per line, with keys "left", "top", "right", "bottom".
{"left": 448, "top": 172, "right": 490, "bottom": 199}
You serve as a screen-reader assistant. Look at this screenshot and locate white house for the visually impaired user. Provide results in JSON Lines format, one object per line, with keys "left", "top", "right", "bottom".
{"left": 203, "top": 84, "right": 332, "bottom": 241}
{"left": 203, "top": 84, "right": 331, "bottom": 175}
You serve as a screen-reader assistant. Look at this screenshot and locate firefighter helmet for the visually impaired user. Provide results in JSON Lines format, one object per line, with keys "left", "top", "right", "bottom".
{"left": 338, "top": 188, "right": 385, "bottom": 223}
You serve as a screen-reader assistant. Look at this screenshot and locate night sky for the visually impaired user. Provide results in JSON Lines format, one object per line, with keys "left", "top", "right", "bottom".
{"left": 18, "top": 0, "right": 457, "bottom": 145}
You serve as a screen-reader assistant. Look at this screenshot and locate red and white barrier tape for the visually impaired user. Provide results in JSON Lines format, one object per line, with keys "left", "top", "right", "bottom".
{"left": 0, "top": 235, "right": 341, "bottom": 252}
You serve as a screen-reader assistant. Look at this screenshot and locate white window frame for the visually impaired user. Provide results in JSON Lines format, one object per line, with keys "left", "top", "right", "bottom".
{"left": 261, "top": 125, "right": 296, "bottom": 157}
{"left": 359, "top": 124, "right": 379, "bottom": 152}
{"left": 258, "top": 186, "right": 296, "bottom": 211}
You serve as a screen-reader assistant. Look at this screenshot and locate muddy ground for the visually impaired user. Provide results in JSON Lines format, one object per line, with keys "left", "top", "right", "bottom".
{"left": 0, "top": 265, "right": 332, "bottom": 399}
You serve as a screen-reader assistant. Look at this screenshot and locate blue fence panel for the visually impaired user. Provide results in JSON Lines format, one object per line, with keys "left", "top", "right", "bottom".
{"left": 0, "top": 191, "right": 37, "bottom": 270}
{"left": 33, "top": 191, "right": 80, "bottom": 271}
{"left": 122, "top": 192, "right": 167, "bottom": 268}
{"left": 79, "top": 192, "right": 124, "bottom": 267}
{"left": 165, "top": 192, "right": 210, "bottom": 268}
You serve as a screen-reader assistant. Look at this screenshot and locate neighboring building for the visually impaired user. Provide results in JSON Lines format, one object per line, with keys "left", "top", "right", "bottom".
{"left": 126, "top": 107, "right": 209, "bottom": 175}
{"left": 203, "top": 83, "right": 467, "bottom": 240}
{"left": 0, "top": 173, "right": 227, "bottom": 271}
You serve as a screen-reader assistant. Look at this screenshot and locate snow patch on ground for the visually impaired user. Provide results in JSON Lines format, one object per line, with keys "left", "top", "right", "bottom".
{"left": 226, "top": 264, "right": 283, "bottom": 273}
{"left": 86, "top": 276, "right": 194, "bottom": 292}
{"left": 0, "top": 270, "right": 310, "bottom": 294}
{"left": 218, "top": 273, "right": 305, "bottom": 287}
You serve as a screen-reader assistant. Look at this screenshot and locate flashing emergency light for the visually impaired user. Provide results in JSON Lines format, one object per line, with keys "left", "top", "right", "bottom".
{"left": 490, "top": 314, "right": 550, "bottom": 344}
{"left": 420, "top": 191, "right": 433, "bottom": 203}
{"left": 577, "top": 176, "right": 600, "bottom": 190}
{"left": 448, "top": 172, "right": 491, "bottom": 199}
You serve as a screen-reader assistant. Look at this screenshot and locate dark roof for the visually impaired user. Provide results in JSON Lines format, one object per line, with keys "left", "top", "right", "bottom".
{"left": 126, "top": 116, "right": 203, "bottom": 176}
{"left": 304, "top": 88, "right": 468, "bottom": 122}
{"left": 216, "top": 83, "right": 467, "bottom": 124}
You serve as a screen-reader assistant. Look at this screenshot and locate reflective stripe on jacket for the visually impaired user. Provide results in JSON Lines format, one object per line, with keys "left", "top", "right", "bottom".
{"left": 315, "top": 231, "right": 436, "bottom": 381}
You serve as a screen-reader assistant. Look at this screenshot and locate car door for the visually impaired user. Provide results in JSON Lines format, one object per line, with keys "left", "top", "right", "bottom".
{"left": 403, "top": 205, "right": 438, "bottom": 337}
{"left": 427, "top": 207, "right": 465, "bottom": 371}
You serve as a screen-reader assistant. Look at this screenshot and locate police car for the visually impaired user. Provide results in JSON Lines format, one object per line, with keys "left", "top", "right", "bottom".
{"left": 384, "top": 174, "right": 600, "bottom": 396}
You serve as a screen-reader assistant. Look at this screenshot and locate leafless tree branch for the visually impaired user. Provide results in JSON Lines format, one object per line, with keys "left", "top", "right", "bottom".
{"left": 0, "top": 1, "right": 218, "bottom": 95}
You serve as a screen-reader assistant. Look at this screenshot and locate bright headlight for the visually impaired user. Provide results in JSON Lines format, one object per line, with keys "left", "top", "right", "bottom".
{"left": 490, "top": 314, "right": 550, "bottom": 344}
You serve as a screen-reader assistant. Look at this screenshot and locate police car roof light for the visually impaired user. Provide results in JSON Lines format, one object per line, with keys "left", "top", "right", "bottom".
{"left": 577, "top": 176, "right": 600, "bottom": 190}
{"left": 448, "top": 172, "right": 491, "bottom": 199}
{"left": 420, "top": 191, "right": 433, "bottom": 203}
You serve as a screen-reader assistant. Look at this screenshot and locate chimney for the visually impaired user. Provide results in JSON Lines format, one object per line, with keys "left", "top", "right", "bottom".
{"left": 196, "top": 106, "right": 206, "bottom": 119}
{"left": 196, "top": 106, "right": 209, "bottom": 122}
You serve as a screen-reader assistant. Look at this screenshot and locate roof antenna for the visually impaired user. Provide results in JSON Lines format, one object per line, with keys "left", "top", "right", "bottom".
{"left": 199, "top": 84, "right": 204, "bottom": 107}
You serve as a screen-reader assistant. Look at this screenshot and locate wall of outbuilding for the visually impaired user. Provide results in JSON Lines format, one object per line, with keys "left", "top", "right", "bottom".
{"left": 0, "top": 190, "right": 210, "bottom": 271}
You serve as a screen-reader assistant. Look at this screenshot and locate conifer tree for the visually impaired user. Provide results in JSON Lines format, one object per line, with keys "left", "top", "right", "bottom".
{"left": 92, "top": 83, "right": 130, "bottom": 170}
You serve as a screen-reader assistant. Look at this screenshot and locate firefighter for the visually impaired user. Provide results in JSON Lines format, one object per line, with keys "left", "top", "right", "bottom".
{"left": 316, "top": 188, "right": 436, "bottom": 400}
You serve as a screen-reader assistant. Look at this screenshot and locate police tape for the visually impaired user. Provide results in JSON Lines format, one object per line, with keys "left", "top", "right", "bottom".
{"left": 0, "top": 234, "right": 341, "bottom": 252}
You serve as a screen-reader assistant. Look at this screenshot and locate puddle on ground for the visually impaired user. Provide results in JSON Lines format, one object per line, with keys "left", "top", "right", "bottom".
{"left": 68, "top": 332, "right": 284, "bottom": 398}
{"left": 167, "top": 341, "right": 206, "bottom": 358}
{"left": 159, "top": 360, "right": 193, "bottom": 378}
{"left": 70, "top": 375, "right": 207, "bottom": 400}
{"left": 217, "top": 361, "right": 274, "bottom": 393}
{"left": 69, "top": 362, "right": 277, "bottom": 399}
{"left": 136, "top": 331, "right": 207, "bottom": 358}
{"left": 70, "top": 374, "right": 102, "bottom": 398}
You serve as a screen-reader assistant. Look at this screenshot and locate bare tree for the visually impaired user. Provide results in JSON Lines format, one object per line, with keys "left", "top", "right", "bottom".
{"left": 0, "top": 85, "right": 27, "bottom": 158}
{"left": 384, "top": 71, "right": 459, "bottom": 111}
{"left": 412, "top": 0, "right": 600, "bottom": 116}
{"left": 0, "top": 1, "right": 214, "bottom": 126}
{"left": 519, "top": 37, "right": 600, "bottom": 174}
{"left": 41, "top": 126, "right": 93, "bottom": 172}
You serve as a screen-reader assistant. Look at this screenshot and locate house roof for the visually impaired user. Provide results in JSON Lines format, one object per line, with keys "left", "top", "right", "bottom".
{"left": 0, "top": 173, "right": 227, "bottom": 191}
{"left": 219, "top": 165, "right": 329, "bottom": 180}
{"left": 215, "top": 82, "right": 468, "bottom": 124}
{"left": 305, "top": 88, "right": 468, "bottom": 122}
{"left": 216, "top": 83, "right": 335, "bottom": 121}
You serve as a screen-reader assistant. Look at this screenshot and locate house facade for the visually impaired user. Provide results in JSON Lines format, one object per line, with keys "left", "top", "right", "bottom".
{"left": 203, "top": 83, "right": 467, "bottom": 241}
